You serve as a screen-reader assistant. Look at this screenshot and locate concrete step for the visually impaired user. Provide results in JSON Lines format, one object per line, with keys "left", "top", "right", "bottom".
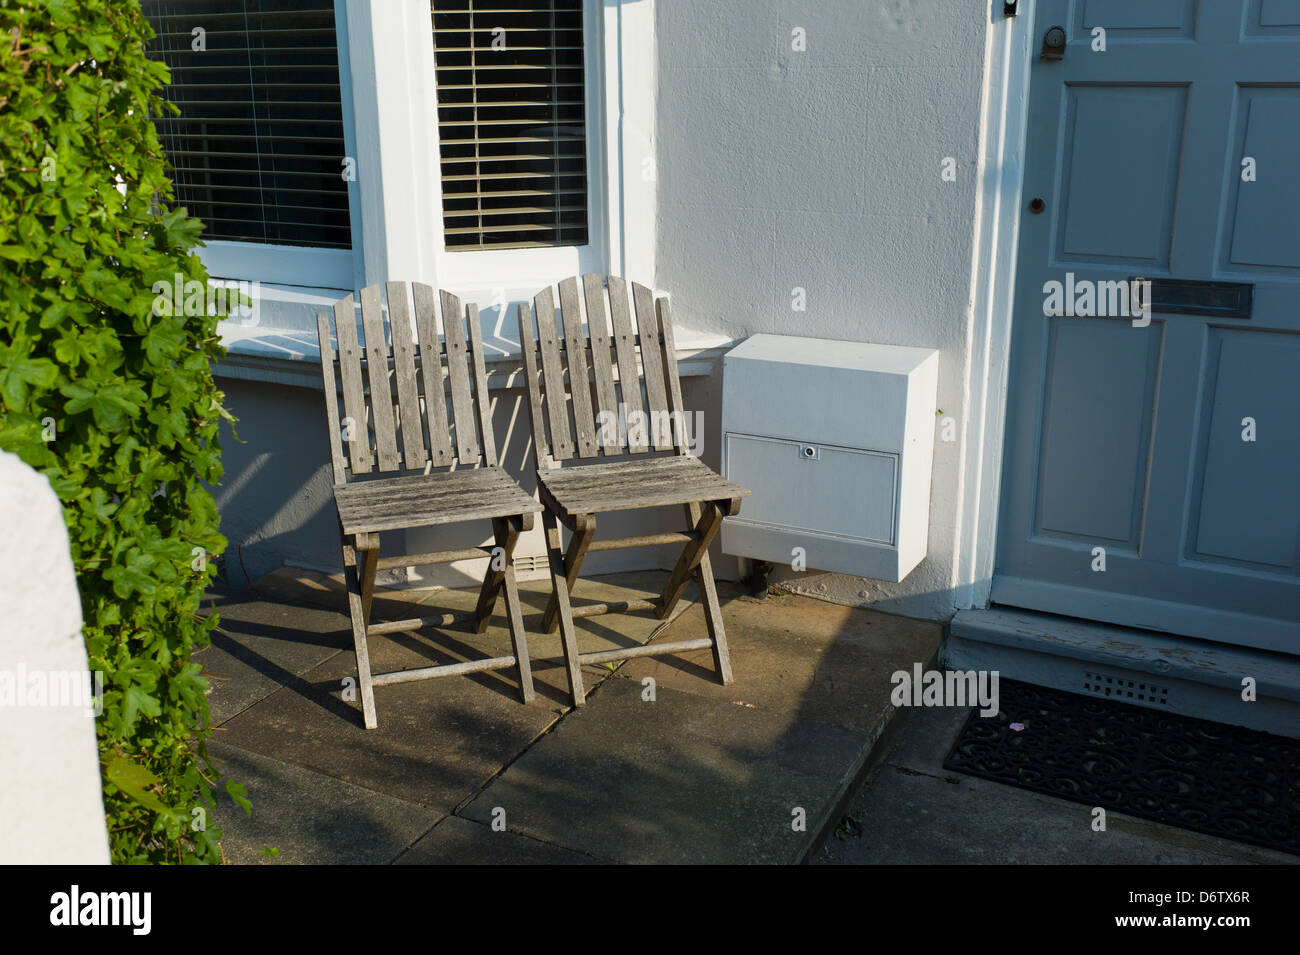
{"left": 945, "top": 607, "right": 1300, "bottom": 738}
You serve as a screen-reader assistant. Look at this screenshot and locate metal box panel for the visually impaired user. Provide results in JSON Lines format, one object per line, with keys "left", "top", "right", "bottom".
{"left": 720, "top": 333, "right": 938, "bottom": 583}
{"left": 725, "top": 434, "right": 896, "bottom": 545}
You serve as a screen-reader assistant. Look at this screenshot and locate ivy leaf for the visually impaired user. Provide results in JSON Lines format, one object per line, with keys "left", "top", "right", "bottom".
{"left": 143, "top": 321, "right": 185, "bottom": 365}
{"left": 121, "top": 685, "right": 162, "bottom": 728}
{"left": 0, "top": 353, "right": 58, "bottom": 407}
{"left": 225, "top": 780, "right": 252, "bottom": 816}
{"left": 104, "top": 755, "right": 176, "bottom": 818}
{"left": 104, "top": 548, "right": 159, "bottom": 599}
{"left": 60, "top": 381, "right": 143, "bottom": 431}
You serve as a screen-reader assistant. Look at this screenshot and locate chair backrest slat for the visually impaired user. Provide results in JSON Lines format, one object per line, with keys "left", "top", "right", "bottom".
{"left": 558, "top": 276, "right": 599, "bottom": 458}
{"left": 441, "top": 289, "right": 480, "bottom": 461}
{"left": 519, "top": 276, "right": 692, "bottom": 473}
{"left": 606, "top": 276, "right": 647, "bottom": 454}
{"left": 465, "top": 302, "right": 498, "bottom": 467}
{"left": 632, "top": 280, "right": 674, "bottom": 452}
{"left": 655, "top": 297, "right": 690, "bottom": 457}
{"left": 582, "top": 273, "right": 621, "bottom": 456}
{"left": 412, "top": 283, "right": 454, "bottom": 468}
{"left": 332, "top": 294, "right": 372, "bottom": 475}
{"left": 518, "top": 300, "right": 554, "bottom": 468}
{"left": 386, "top": 282, "right": 427, "bottom": 470}
{"left": 319, "top": 282, "right": 504, "bottom": 483}
{"left": 360, "top": 285, "right": 401, "bottom": 471}
{"left": 533, "top": 285, "right": 575, "bottom": 461}
{"left": 315, "top": 312, "right": 349, "bottom": 485}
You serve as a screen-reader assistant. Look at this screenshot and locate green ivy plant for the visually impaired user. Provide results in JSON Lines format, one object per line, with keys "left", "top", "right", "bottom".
{"left": 0, "top": 0, "right": 244, "bottom": 863}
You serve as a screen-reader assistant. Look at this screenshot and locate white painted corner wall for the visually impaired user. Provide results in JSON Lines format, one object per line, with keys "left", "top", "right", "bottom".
{"left": 0, "top": 452, "right": 110, "bottom": 865}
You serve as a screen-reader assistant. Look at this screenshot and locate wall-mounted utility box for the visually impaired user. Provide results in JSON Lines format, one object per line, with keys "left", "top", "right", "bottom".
{"left": 720, "top": 334, "right": 939, "bottom": 582}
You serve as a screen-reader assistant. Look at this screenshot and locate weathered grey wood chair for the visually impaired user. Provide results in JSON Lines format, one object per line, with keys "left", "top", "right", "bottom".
{"left": 518, "top": 274, "right": 750, "bottom": 706}
{"left": 316, "top": 282, "right": 540, "bottom": 729}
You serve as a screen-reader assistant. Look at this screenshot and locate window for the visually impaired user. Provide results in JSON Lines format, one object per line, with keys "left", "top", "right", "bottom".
{"left": 431, "top": 0, "right": 589, "bottom": 251}
{"left": 143, "top": 0, "right": 351, "bottom": 250}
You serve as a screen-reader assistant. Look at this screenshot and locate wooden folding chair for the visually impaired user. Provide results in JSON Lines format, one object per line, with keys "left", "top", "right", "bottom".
{"left": 316, "top": 282, "right": 541, "bottom": 729}
{"left": 518, "top": 274, "right": 750, "bottom": 706}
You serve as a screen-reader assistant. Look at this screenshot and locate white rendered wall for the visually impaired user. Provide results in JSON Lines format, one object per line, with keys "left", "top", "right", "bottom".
{"left": 0, "top": 451, "right": 111, "bottom": 864}
{"left": 654, "top": 1, "right": 992, "bottom": 618}
{"left": 211, "top": 2, "right": 1012, "bottom": 622}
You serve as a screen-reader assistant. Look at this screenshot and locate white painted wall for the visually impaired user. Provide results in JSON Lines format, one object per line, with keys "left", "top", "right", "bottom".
{"left": 653, "top": 0, "right": 993, "bottom": 618}
{"left": 0, "top": 452, "right": 111, "bottom": 864}
{"left": 211, "top": 1, "right": 1024, "bottom": 624}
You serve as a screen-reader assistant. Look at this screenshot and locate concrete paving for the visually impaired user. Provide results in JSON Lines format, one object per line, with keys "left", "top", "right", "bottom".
{"left": 815, "top": 703, "right": 1297, "bottom": 865}
{"left": 201, "top": 568, "right": 1290, "bottom": 865}
{"left": 203, "top": 569, "right": 940, "bottom": 864}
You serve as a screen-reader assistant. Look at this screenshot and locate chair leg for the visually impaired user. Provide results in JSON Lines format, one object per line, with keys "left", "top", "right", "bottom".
{"left": 473, "top": 513, "right": 522, "bottom": 635}
{"left": 490, "top": 515, "right": 535, "bottom": 704}
{"left": 662, "top": 501, "right": 736, "bottom": 686}
{"left": 541, "top": 513, "right": 595, "bottom": 634}
{"left": 342, "top": 533, "right": 380, "bottom": 729}
{"left": 658, "top": 498, "right": 730, "bottom": 619}
{"left": 693, "top": 546, "right": 734, "bottom": 685}
{"left": 541, "top": 508, "right": 586, "bottom": 706}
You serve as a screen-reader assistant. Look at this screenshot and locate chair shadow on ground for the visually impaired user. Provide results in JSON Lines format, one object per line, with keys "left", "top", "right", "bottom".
{"left": 200, "top": 574, "right": 694, "bottom": 729}
{"left": 201, "top": 572, "right": 946, "bottom": 863}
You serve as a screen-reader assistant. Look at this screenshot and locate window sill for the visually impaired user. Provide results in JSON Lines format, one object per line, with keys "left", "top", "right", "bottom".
{"left": 212, "top": 283, "right": 736, "bottom": 391}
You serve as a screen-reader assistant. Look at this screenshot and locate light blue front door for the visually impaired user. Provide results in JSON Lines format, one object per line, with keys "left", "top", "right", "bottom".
{"left": 996, "top": 0, "right": 1300, "bottom": 652}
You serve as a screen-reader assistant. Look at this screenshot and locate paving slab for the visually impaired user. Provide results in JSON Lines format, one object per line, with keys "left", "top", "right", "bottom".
{"left": 213, "top": 636, "right": 559, "bottom": 812}
{"left": 198, "top": 589, "right": 350, "bottom": 725}
{"left": 208, "top": 741, "right": 438, "bottom": 865}
{"left": 462, "top": 677, "right": 869, "bottom": 864}
{"left": 205, "top": 571, "right": 944, "bottom": 864}
{"left": 214, "top": 571, "right": 689, "bottom": 811}
{"left": 621, "top": 586, "right": 943, "bottom": 736}
{"left": 395, "top": 814, "right": 597, "bottom": 865}
{"left": 817, "top": 704, "right": 1297, "bottom": 865}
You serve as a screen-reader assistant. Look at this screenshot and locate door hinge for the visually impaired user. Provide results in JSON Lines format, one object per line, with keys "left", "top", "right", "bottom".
{"left": 1004, "top": 1, "right": 1018, "bottom": 15}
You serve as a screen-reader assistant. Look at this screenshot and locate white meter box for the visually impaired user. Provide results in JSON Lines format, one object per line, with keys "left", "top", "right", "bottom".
{"left": 720, "top": 334, "right": 939, "bottom": 582}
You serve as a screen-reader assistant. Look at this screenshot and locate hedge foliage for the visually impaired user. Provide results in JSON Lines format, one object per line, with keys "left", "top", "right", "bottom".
{"left": 0, "top": 0, "right": 243, "bottom": 863}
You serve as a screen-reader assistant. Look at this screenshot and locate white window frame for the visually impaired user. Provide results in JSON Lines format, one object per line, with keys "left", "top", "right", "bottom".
{"left": 193, "top": 1, "right": 365, "bottom": 291}
{"left": 345, "top": 0, "right": 655, "bottom": 302}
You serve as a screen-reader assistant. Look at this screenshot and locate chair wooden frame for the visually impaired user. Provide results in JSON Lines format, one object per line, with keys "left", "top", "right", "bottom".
{"left": 317, "top": 282, "right": 540, "bottom": 729}
{"left": 518, "top": 274, "right": 750, "bottom": 706}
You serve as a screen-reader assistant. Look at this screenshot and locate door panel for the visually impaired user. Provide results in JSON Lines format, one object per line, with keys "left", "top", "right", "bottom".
{"left": 1227, "top": 88, "right": 1300, "bottom": 270}
{"left": 1057, "top": 85, "right": 1187, "bottom": 265}
{"left": 1075, "top": 0, "right": 1197, "bottom": 37}
{"left": 1035, "top": 318, "right": 1161, "bottom": 547}
{"left": 995, "top": 0, "right": 1300, "bottom": 651}
{"left": 1191, "top": 331, "right": 1300, "bottom": 571}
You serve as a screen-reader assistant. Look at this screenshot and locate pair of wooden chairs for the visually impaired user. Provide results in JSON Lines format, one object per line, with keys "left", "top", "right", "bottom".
{"left": 316, "top": 275, "right": 749, "bottom": 729}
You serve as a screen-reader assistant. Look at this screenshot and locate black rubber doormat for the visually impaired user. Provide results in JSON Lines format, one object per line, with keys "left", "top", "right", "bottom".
{"left": 942, "top": 678, "right": 1300, "bottom": 856}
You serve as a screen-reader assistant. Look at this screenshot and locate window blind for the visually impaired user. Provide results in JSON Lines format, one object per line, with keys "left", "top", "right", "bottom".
{"left": 143, "top": 0, "right": 351, "bottom": 249}
{"left": 432, "top": 1, "right": 589, "bottom": 250}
